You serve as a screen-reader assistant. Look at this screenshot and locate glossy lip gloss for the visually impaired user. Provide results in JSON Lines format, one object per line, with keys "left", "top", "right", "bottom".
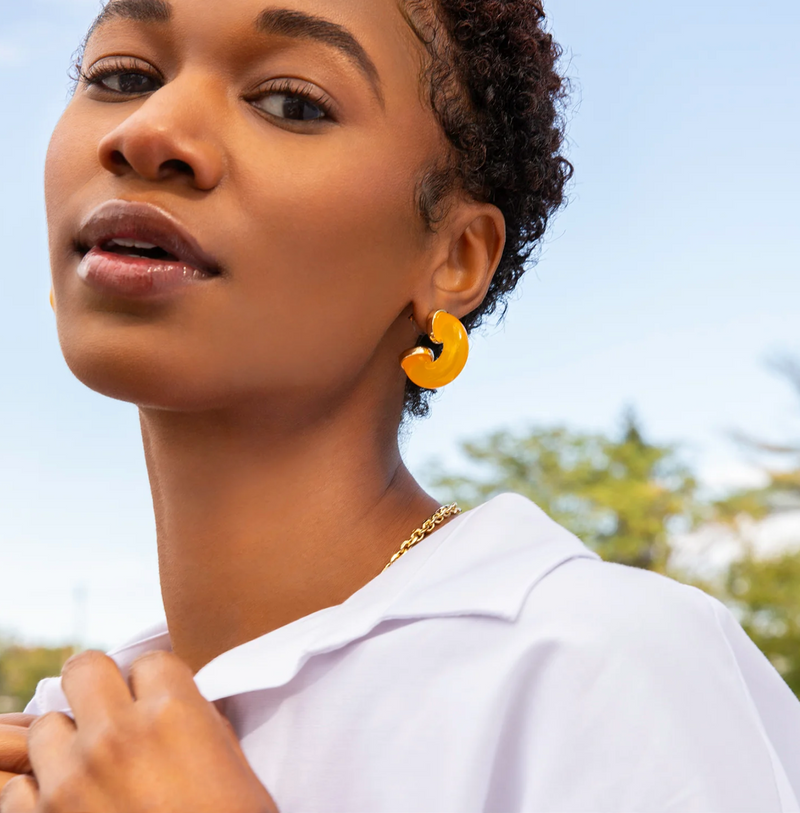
{"left": 74, "top": 199, "right": 221, "bottom": 300}
{"left": 77, "top": 246, "right": 216, "bottom": 298}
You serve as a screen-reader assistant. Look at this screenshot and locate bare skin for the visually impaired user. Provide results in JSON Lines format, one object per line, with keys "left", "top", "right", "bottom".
{"left": 1, "top": 0, "right": 505, "bottom": 808}
{"left": 0, "top": 717, "right": 33, "bottom": 791}
{"left": 0, "top": 653, "right": 277, "bottom": 812}
{"left": 46, "top": 0, "right": 504, "bottom": 674}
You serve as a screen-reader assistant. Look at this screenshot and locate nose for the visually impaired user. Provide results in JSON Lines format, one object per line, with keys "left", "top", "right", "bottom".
{"left": 97, "top": 77, "right": 226, "bottom": 191}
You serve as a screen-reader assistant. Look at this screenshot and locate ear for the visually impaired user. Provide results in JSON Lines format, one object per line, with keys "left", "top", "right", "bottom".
{"left": 410, "top": 199, "right": 506, "bottom": 330}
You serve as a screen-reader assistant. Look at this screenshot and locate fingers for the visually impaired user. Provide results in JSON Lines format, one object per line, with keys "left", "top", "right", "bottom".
{"left": 0, "top": 774, "right": 38, "bottom": 813}
{"left": 60, "top": 651, "right": 133, "bottom": 730}
{"left": 0, "top": 773, "right": 22, "bottom": 796}
{"left": 128, "top": 651, "right": 202, "bottom": 703}
{"left": 0, "top": 727, "right": 30, "bottom": 774}
{"left": 0, "top": 718, "right": 35, "bottom": 730}
{"left": 26, "top": 712, "right": 76, "bottom": 787}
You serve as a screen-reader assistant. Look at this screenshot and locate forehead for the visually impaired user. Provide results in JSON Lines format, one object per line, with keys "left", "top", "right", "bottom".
{"left": 86, "top": 0, "right": 417, "bottom": 56}
{"left": 83, "top": 0, "right": 429, "bottom": 112}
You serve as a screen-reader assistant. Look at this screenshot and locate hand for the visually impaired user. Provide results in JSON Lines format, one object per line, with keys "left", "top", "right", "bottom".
{"left": 0, "top": 651, "right": 278, "bottom": 813}
{"left": 0, "top": 715, "right": 35, "bottom": 794}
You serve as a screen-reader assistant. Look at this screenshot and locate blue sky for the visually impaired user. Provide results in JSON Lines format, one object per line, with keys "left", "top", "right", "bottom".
{"left": 1, "top": 0, "right": 798, "bottom": 648}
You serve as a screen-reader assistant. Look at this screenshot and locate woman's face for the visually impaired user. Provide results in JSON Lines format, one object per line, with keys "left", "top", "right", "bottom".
{"left": 46, "top": 0, "right": 447, "bottom": 418}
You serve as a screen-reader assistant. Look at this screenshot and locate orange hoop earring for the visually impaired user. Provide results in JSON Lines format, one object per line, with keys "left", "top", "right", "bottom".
{"left": 49, "top": 288, "right": 55, "bottom": 312}
{"left": 400, "top": 310, "right": 469, "bottom": 389}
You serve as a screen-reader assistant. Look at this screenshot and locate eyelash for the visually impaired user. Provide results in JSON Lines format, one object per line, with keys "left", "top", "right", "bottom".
{"left": 78, "top": 57, "right": 161, "bottom": 91}
{"left": 77, "top": 58, "right": 336, "bottom": 123}
{"left": 253, "top": 77, "right": 335, "bottom": 121}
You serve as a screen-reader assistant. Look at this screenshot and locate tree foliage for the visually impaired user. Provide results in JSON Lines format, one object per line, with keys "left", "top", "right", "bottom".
{"left": 3, "top": 368, "right": 799, "bottom": 707}
{"left": 431, "top": 379, "right": 800, "bottom": 699}
{"left": 0, "top": 643, "right": 75, "bottom": 713}
{"left": 431, "top": 410, "right": 700, "bottom": 573}
{"left": 722, "top": 548, "right": 800, "bottom": 695}
{"left": 707, "top": 359, "right": 800, "bottom": 695}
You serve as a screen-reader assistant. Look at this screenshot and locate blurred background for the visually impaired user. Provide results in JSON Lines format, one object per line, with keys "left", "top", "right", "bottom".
{"left": 1, "top": 0, "right": 798, "bottom": 710}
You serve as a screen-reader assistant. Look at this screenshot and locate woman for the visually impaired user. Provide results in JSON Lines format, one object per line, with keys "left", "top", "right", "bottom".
{"left": 1, "top": 0, "right": 798, "bottom": 810}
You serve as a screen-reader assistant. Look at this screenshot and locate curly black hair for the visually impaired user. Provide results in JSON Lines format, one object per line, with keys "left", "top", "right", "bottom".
{"left": 402, "top": 0, "right": 574, "bottom": 418}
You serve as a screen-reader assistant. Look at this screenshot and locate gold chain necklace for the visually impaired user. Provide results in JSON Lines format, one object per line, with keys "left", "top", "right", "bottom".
{"left": 383, "top": 502, "right": 461, "bottom": 571}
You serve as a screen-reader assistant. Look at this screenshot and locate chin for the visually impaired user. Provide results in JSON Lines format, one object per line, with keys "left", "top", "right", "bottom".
{"left": 57, "top": 314, "right": 232, "bottom": 411}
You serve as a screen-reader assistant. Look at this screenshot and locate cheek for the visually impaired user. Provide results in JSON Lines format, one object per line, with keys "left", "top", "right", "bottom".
{"left": 205, "top": 128, "right": 429, "bottom": 389}
{"left": 45, "top": 107, "right": 89, "bottom": 226}
{"left": 45, "top": 106, "right": 101, "bottom": 273}
{"left": 236, "top": 126, "right": 423, "bottom": 286}
{"left": 44, "top": 117, "right": 72, "bottom": 261}
{"left": 44, "top": 97, "right": 437, "bottom": 413}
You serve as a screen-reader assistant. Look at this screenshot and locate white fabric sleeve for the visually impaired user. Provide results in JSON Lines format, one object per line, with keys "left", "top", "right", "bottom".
{"left": 493, "top": 559, "right": 800, "bottom": 812}
{"left": 704, "top": 593, "right": 800, "bottom": 809}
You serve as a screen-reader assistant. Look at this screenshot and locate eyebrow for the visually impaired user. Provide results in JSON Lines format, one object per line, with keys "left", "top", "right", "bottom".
{"left": 87, "top": 0, "right": 171, "bottom": 35}
{"left": 85, "top": 0, "right": 384, "bottom": 104}
{"left": 256, "top": 9, "right": 383, "bottom": 103}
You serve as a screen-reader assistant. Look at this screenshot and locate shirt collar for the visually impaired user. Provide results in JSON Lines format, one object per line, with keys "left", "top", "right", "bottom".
{"left": 38, "top": 493, "right": 598, "bottom": 708}
{"left": 195, "top": 493, "right": 597, "bottom": 701}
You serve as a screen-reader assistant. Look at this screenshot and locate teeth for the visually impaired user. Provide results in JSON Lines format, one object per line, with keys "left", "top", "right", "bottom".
{"left": 107, "top": 238, "right": 159, "bottom": 249}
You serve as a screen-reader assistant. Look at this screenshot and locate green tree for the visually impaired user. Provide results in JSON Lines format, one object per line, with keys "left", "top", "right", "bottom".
{"left": 431, "top": 410, "right": 700, "bottom": 573}
{"left": 708, "top": 359, "right": 800, "bottom": 695}
{"left": 0, "top": 642, "right": 75, "bottom": 712}
{"left": 722, "top": 549, "right": 800, "bottom": 695}
{"left": 430, "top": 386, "right": 800, "bottom": 700}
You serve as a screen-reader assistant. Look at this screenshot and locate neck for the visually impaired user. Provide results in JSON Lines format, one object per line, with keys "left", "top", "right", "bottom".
{"left": 139, "top": 387, "right": 437, "bottom": 674}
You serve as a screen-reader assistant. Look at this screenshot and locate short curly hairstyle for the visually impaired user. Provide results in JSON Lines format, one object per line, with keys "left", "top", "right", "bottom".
{"left": 402, "top": 0, "right": 574, "bottom": 418}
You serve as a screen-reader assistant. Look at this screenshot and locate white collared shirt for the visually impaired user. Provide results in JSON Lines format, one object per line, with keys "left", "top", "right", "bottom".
{"left": 28, "top": 493, "right": 800, "bottom": 812}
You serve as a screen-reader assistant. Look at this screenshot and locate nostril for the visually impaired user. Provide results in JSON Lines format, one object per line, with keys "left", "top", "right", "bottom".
{"left": 109, "top": 150, "right": 129, "bottom": 168}
{"left": 161, "top": 158, "right": 194, "bottom": 177}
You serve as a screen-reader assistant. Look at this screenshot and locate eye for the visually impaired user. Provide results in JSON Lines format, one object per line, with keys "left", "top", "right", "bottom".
{"left": 256, "top": 93, "right": 325, "bottom": 121}
{"left": 100, "top": 71, "right": 160, "bottom": 94}
{"left": 250, "top": 80, "right": 333, "bottom": 124}
{"left": 79, "top": 58, "right": 162, "bottom": 96}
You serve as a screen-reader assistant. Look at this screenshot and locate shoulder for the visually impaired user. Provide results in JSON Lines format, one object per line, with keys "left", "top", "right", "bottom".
{"left": 519, "top": 553, "right": 718, "bottom": 654}
{"left": 495, "top": 546, "right": 800, "bottom": 810}
{"left": 499, "top": 549, "right": 736, "bottom": 709}
{"left": 513, "top": 548, "right": 765, "bottom": 708}
{"left": 457, "top": 493, "right": 728, "bottom": 656}
{"left": 433, "top": 491, "right": 712, "bottom": 642}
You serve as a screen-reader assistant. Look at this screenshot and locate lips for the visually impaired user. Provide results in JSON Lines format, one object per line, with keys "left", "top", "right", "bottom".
{"left": 76, "top": 200, "right": 220, "bottom": 276}
{"left": 73, "top": 200, "right": 221, "bottom": 299}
